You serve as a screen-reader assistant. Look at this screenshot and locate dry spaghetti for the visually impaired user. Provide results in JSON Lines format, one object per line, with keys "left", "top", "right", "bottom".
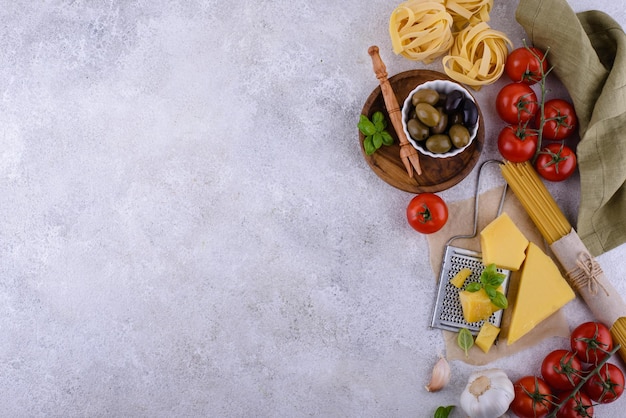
{"left": 500, "top": 161, "right": 571, "bottom": 244}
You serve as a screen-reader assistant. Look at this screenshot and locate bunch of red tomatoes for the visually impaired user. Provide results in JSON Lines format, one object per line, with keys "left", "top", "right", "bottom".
{"left": 496, "top": 46, "right": 578, "bottom": 182}
{"left": 511, "top": 322, "right": 624, "bottom": 417}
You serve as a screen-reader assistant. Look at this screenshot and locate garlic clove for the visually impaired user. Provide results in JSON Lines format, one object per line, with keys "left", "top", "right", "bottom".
{"left": 425, "top": 355, "right": 451, "bottom": 392}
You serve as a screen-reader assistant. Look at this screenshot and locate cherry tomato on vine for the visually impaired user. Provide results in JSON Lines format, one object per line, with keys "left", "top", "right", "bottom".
{"left": 535, "top": 143, "right": 577, "bottom": 182}
{"left": 511, "top": 376, "right": 554, "bottom": 418}
{"left": 406, "top": 193, "right": 448, "bottom": 234}
{"left": 583, "top": 362, "right": 625, "bottom": 404}
{"left": 505, "top": 46, "right": 549, "bottom": 85}
{"left": 497, "top": 124, "right": 538, "bottom": 162}
{"left": 541, "top": 349, "right": 584, "bottom": 391}
{"left": 495, "top": 83, "right": 539, "bottom": 125}
{"left": 571, "top": 321, "right": 613, "bottom": 364}
{"left": 536, "top": 98, "right": 578, "bottom": 140}
{"left": 555, "top": 390, "right": 594, "bottom": 418}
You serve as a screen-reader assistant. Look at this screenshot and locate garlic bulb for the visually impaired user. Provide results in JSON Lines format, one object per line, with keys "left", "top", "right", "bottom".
{"left": 425, "top": 355, "right": 451, "bottom": 392}
{"left": 459, "top": 368, "right": 514, "bottom": 418}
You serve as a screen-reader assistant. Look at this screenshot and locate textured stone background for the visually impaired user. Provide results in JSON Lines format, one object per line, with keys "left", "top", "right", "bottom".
{"left": 1, "top": 1, "right": 625, "bottom": 416}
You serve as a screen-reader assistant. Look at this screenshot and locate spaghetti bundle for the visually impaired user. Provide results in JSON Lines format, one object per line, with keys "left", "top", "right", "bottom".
{"left": 500, "top": 160, "right": 571, "bottom": 244}
{"left": 442, "top": 22, "right": 512, "bottom": 90}
{"left": 389, "top": 0, "right": 454, "bottom": 63}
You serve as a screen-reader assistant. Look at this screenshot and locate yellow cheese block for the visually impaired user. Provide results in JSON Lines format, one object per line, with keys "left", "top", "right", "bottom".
{"left": 476, "top": 322, "right": 501, "bottom": 353}
{"left": 480, "top": 212, "right": 529, "bottom": 271}
{"left": 459, "top": 286, "right": 504, "bottom": 323}
{"left": 507, "top": 242, "right": 575, "bottom": 345}
{"left": 450, "top": 268, "right": 472, "bottom": 288}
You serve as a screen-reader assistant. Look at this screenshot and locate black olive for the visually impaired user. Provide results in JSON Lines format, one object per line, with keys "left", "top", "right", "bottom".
{"left": 443, "top": 90, "right": 464, "bottom": 114}
{"left": 462, "top": 99, "right": 478, "bottom": 127}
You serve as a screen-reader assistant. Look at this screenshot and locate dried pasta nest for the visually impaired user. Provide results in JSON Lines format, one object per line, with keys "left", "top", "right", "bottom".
{"left": 389, "top": 0, "right": 454, "bottom": 64}
{"left": 442, "top": 22, "right": 512, "bottom": 90}
{"left": 446, "top": 0, "right": 493, "bottom": 31}
{"left": 388, "top": 0, "right": 512, "bottom": 90}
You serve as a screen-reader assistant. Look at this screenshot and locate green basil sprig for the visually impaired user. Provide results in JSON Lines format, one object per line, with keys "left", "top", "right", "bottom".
{"left": 358, "top": 111, "right": 394, "bottom": 155}
{"left": 466, "top": 263, "right": 508, "bottom": 309}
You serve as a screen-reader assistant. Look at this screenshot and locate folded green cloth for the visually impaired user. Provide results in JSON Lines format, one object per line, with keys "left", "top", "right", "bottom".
{"left": 516, "top": 0, "right": 626, "bottom": 256}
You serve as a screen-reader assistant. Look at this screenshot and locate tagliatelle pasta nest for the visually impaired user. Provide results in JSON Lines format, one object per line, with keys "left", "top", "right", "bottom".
{"left": 442, "top": 22, "right": 512, "bottom": 90}
{"left": 388, "top": 0, "right": 511, "bottom": 89}
{"left": 446, "top": 0, "right": 493, "bottom": 31}
{"left": 389, "top": 0, "right": 454, "bottom": 64}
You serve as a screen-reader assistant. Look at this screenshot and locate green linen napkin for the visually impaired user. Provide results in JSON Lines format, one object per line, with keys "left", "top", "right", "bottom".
{"left": 516, "top": 0, "right": 626, "bottom": 256}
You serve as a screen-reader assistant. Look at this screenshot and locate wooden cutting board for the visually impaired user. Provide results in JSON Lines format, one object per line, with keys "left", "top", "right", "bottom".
{"left": 359, "top": 69, "right": 484, "bottom": 194}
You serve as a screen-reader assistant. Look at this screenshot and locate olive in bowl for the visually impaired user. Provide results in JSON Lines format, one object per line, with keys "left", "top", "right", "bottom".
{"left": 401, "top": 79, "right": 479, "bottom": 158}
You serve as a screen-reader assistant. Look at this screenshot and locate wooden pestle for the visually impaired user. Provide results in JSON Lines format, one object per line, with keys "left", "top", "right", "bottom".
{"left": 368, "top": 46, "right": 422, "bottom": 177}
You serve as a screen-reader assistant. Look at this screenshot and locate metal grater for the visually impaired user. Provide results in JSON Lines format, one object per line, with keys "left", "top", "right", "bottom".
{"left": 430, "top": 159, "right": 511, "bottom": 335}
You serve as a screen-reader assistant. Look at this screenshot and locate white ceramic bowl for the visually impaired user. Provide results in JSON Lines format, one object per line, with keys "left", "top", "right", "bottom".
{"left": 402, "top": 79, "right": 479, "bottom": 159}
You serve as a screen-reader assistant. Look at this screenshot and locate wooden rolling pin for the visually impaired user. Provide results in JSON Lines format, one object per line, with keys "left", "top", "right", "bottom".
{"left": 368, "top": 46, "right": 422, "bottom": 177}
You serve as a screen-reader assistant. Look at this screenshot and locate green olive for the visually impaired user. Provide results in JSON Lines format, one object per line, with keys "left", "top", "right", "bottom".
{"left": 430, "top": 107, "right": 448, "bottom": 134}
{"left": 407, "top": 118, "right": 429, "bottom": 141}
{"left": 425, "top": 134, "right": 452, "bottom": 154}
{"left": 414, "top": 103, "right": 441, "bottom": 127}
{"left": 411, "top": 89, "right": 440, "bottom": 106}
{"left": 449, "top": 124, "right": 470, "bottom": 148}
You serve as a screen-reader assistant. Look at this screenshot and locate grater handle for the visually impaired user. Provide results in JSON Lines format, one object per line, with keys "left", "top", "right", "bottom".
{"left": 445, "top": 159, "right": 506, "bottom": 247}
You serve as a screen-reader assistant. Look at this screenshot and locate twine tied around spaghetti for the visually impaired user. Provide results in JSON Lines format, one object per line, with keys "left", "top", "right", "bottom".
{"left": 567, "top": 251, "right": 608, "bottom": 296}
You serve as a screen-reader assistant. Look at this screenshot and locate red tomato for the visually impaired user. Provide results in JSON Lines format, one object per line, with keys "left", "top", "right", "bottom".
{"left": 571, "top": 321, "right": 613, "bottom": 364}
{"left": 536, "top": 99, "right": 578, "bottom": 140}
{"left": 583, "top": 362, "right": 625, "bottom": 403}
{"left": 511, "top": 376, "right": 555, "bottom": 418}
{"left": 505, "top": 47, "right": 549, "bottom": 85}
{"left": 541, "top": 350, "right": 584, "bottom": 391}
{"left": 535, "top": 143, "right": 577, "bottom": 182}
{"left": 555, "top": 390, "right": 594, "bottom": 418}
{"left": 496, "top": 83, "right": 539, "bottom": 124}
{"left": 406, "top": 193, "right": 448, "bottom": 234}
{"left": 497, "top": 124, "right": 539, "bottom": 162}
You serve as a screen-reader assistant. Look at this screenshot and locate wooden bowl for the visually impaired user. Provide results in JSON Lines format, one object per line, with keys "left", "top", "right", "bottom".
{"left": 359, "top": 69, "right": 484, "bottom": 194}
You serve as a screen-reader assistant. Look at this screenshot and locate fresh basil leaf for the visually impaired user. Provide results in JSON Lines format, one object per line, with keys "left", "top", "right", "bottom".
{"left": 481, "top": 263, "right": 496, "bottom": 276}
{"left": 373, "top": 132, "right": 383, "bottom": 148}
{"left": 480, "top": 264, "right": 505, "bottom": 287}
{"left": 372, "top": 111, "right": 384, "bottom": 124}
{"left": 364, "top": 135, "right": 376, "bottom": 155}
{"left": 465, "top": 282, "right": 482, "bottom": 292}
{"left": 457, "top": 328, "right": 474, "bottom": 357}
{"left": 492, "top": 291, "right": 508, "bottom": 309}
{"left": 484, "top": 285, "right": 497, "bottom": 299}
{"left": 434, "top": 405, "right": 454, "bottom": 418}
{"left": 358, "top": 116, "right": 377, "bottom": 136}
{"left": 380, "top": 130, "right": 394, "bottom": 146}
{"left": 490, "top": 273, "right": 505, "bottom": 287}
{"left": 374, "top": 120, "right": 385, "bottom": 132}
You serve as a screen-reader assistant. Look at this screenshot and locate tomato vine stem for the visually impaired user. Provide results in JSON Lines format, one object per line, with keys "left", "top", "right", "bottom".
{"left": 522, "top": 39, "right": 553, "bottom": 163}
{"left": 546, "top": 344, "right": 621, "bottom": 417}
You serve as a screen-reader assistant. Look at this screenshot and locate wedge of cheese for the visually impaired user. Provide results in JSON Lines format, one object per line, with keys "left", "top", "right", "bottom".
{"left": 480, "top": 212, "right": 529, "bottom": 271}
{"left": 507, "top": 242, "right": 575, "bottom": 345}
